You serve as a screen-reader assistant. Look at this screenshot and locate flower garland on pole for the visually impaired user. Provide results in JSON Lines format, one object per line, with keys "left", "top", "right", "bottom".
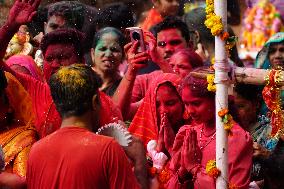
{"left": 205, "top": 0, "right": 232, "bottom": 188}
{"left": 262, "top": 70, "right": 284, "bottom": 138}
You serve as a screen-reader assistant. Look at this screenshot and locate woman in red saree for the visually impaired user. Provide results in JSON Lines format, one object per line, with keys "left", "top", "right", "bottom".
{"left": 129, "top": 73, "right": 189, "bottom": 188}
{"left": 0, "top": 71, "right": 37, "bottom": 178}
{"left": 166, "top": 72, "right": 252, "bottom": 189}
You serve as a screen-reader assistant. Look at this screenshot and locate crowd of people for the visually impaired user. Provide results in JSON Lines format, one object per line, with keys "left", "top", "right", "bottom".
{"left": 0, "top": 0, "right": 283, "bottom": 188}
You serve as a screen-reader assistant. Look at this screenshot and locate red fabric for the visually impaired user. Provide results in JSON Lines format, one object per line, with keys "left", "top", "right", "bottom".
{"left": 27, "top": 127, "right": 139, "bottom": 189}
{"left": 166, "top": 123, "right": 253, "bottom": 189}
{"left": 6, "top": 55, "right": 43, "bottom": 81}
{"left": 131, "top": 70, "right": 163, "bottom": 103}
{"left": 12, "top": 72, "right": 123, "bottom": 138}
{"left": 141, "top": 8, "right": 163, "bottom": 31}
{"left": 129, "top": 73, "right": 181, "bottom": 146}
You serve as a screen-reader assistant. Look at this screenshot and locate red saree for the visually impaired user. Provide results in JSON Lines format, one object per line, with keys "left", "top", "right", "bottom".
{"left": 0, "top": 72, "right": 37, "bottom": 177}
{"left": 128, "top": 73, "right": 182, "bottom": 146}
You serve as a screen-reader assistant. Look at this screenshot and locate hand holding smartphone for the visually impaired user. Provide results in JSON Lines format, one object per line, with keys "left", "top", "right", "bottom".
{"left": 126, "top": 27, "right": 146, "bottom": 53}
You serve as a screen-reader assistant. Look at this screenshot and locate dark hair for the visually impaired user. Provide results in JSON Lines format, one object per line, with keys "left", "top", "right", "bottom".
{"left": 40, "top": 29, "right": 85, "bottom": 60}
{"left": 181, "top": 67, "right": 215, "bottom": 98}
{"left": 184, "top": 8, "right": 214, "bottom": 46}
{"left": 92, "top": 27, "right": 126, "bottom": 49}
{"left": 95, "top": 2, "right": 135, "bottom": 31}
{"left": 181, "top": 67, "right": 240, "bottom": 123}
{"left": 27, "top": 6, "right": 48, "bottom": 37}
{"left": 49, "top": 64, "right": 102, "bottom": 118}
{"left": 150, "top": 16, "right": 190, "bottom": 43}
{"left": 0, "top": 69, "right": 7, "bottom": 93}
{"left": 234, "top": 83, "right": 261, "bottom": 102}
{"left": 48, "top": 1, "right": 86, "bottom": 31}
{"left": 171, "top": 48, "right": 204, "bottom": 69}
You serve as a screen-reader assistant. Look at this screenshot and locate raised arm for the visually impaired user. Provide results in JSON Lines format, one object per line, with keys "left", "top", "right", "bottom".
{"left": 112, "top": 41, "right": 149, "bottom": 120}
{"left": 0, "top": 0, "right": 41, "bottom": 60}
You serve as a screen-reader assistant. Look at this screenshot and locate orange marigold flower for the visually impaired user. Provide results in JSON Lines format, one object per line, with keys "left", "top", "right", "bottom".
{"left": 221, "top": 32, "right": 230, "bottom": 41}
{"left": 205, "top": 160, "right": 221, "bottom": 179}
{"left": 218, "top": 108, "right": 229, "bottom": 117}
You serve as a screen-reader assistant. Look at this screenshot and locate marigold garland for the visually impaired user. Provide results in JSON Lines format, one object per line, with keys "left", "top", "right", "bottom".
{"left": 206, "top": 160, "right": 239, "bottom": 188}
{"left": 262, "top": 69, "right": 284, "bottom": 137}
{"left": 205, "top": 0, "right": 237, "bottom": 53}
{"left": 148, "top": 166, "right": 171, "bottom": 189}
{"left": 205, "top": 160, "right": 220, "bottom": 178}
{"left": 207, "top": 74, "right": 216, "bottom": 92}
{"left": 218, "top": 108, "right": 234, "bottom": 135}
{"left": 204, "top": 0, "right": 224, "bottom": 37}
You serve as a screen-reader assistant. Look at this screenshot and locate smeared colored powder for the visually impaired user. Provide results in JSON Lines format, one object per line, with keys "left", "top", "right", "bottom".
{"left": 57, "top": 67, "right": 86, "bottom": 88}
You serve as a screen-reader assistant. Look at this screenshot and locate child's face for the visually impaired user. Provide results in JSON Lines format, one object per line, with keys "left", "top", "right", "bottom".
{"left": 153, "top": 0, "right": 179, "bottom": 17}
{"left": 182, "top": 86, "right": 215, "bottom": 125}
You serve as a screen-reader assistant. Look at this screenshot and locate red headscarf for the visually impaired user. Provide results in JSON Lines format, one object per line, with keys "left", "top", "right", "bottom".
{"left": 128, "top": 73, "right": 182, "bottom": 146}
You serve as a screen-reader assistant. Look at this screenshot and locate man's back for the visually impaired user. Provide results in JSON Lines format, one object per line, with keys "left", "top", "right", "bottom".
{"left": 27, "top": 127, "right": 139, "bottom": 189}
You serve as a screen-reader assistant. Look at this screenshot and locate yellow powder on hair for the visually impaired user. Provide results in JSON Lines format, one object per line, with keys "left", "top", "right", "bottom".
{"left": 56, "top": 67, "right": 86, "bottom": 88}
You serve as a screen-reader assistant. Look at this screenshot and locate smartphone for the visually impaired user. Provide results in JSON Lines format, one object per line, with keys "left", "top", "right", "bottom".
{"left": 126, "top": 27, "right": 146, "bottom": 53}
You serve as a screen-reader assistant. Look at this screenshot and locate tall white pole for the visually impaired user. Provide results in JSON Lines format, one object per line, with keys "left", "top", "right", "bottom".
{"left": 214, "top": 0, "right": 228, "bottom": 188}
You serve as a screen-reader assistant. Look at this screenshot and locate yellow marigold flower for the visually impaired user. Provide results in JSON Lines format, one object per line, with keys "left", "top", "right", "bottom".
{"left": 206, "top": 74, "right": 215, "bottom": 83}
{"left": 211, "top": 24, "right": 223, "bottom": 36}
{"left": 206, "top": 0, "right": 214, "bottom": 5}
{"left": 205, "top": 160, "right": 220, "bottom": 178}
{"left": 205, "top": 4, "right": 214, "bottom": 14}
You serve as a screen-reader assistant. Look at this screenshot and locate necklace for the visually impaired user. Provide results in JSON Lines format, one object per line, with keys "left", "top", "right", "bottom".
{"left": 199, "top": 126, "right": 216, "bottom": 150}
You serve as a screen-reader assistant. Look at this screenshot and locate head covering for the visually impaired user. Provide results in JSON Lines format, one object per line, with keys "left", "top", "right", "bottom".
{"left": 4, "top": 72, "right": 35, "bottom": 126}
{"left": 99, "top": 91, "right": 123, "bottom": 126}
{"left": 128, "top": 73, "right": 182, "bottom": 146}
{"left": 6, "top": 55, "right": 43, "bottom": 81}
{"left": 255, "top": 32, "right": 284, "bottom": 69}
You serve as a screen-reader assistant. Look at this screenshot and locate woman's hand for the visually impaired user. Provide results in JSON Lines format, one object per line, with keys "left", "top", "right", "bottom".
{"left": 169, "top": 127, "right": 188, "bottom": 172}
{"left": 181, "top": 128, "right": 201, "bottom": 173}
{"left": 253, "top": 142, "right": 270, "bottom": 159}
{"left": 156, "top": 113, "right": 175, "bottom": 155}
{"left": 144, "top": 31, "right": 165, "bottom": 66}
{"left": 124, "top": 41, "right": 149, "bottom": 79}
{"left": 7, "top": 0, "right": 41, "bottom": 27}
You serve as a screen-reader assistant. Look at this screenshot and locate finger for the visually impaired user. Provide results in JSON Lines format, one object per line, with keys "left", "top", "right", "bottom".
{"left": 28, "top": 0, "right": 34, "bottom": 4}
{"left": 32, "top": 0, "right": 41, "bottom": 9}
{"left": 130, "top": 41, "right": 139, "bottom": 54}
{"left": 28, "top": 11, "right": 37, "bottom": 22}
{"left": 192, "top": 130, "right": 198, "bottom": 153}
{"left": 124, "top": 43, "right": 132, "bottom": 53}
{"left": 184, "top": 130, "right": 190, "bottom": 152}
{"left": 132, "top": 51, "right": 148, "bottom": 59}
{"left": 131, "top": 57, "right": 149, "bottom": 65}
{"left": 144, "top": 31, "right": 156, "bottom": 41}
{"left": 158, "top": 124, "right": 165, "bottom": 142}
